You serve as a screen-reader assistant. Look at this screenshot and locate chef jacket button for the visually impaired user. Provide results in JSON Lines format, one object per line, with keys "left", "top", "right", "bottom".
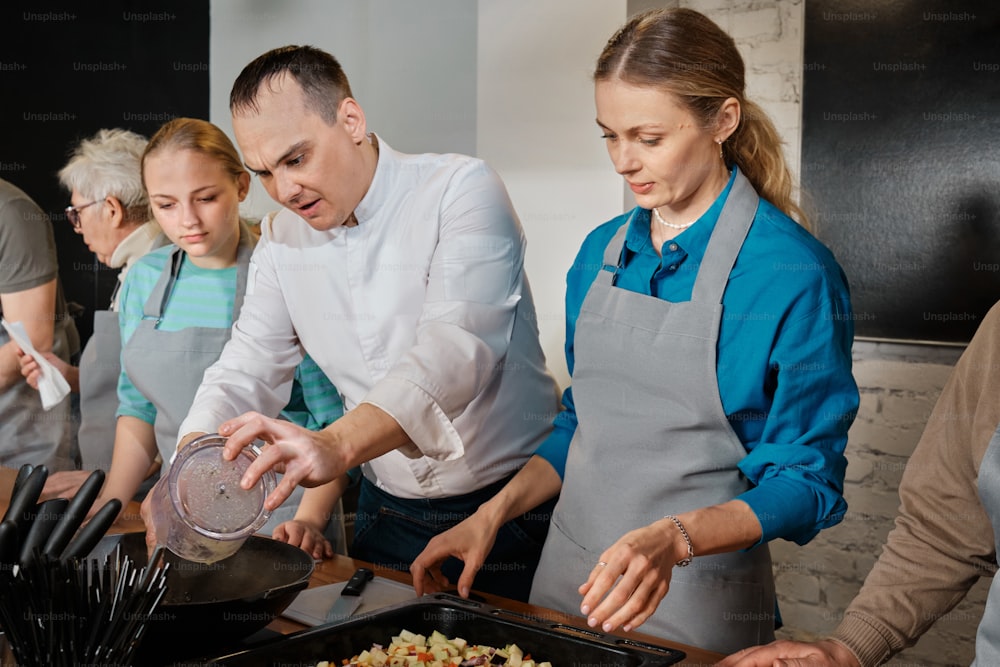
{"left": 668, "top": 264, "right": 677, "bottom": 271}
{"left": 668, "top": 243, "right": 678, "bottom": 251}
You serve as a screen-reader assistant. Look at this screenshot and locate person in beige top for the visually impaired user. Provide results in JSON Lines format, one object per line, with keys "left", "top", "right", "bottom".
{"left": 719, "top": 301, "right": 1000, "bottom": 666}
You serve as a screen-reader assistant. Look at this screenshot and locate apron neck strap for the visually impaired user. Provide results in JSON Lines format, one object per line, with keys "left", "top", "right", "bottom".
{"left": 593, "top": 170, "right": 758, "bottom": 299}
{"left": 593, "top": 212, "right": 636, "bottom": 287}
{"left": 690, "top": 169, "right": 758, "bottom": 304}
{"left": 142, "top": 221, "right": 255, "bottom": 322}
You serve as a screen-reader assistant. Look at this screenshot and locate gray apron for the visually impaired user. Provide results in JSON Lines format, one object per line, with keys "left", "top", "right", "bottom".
{"left": 79, "top": 232, "right": 169, "bottom": 473}
{"left": 121, "top": 225, "right": 304, "bottom": 531}
{"left": 122, "top": 228, "right": 253, "bottom": 468}
{"left": 0, "top": 315, "right": 78, "bottom": 471}
{"left": 530, "top": 170, "right": 775, "bottom": 655}
{"left": 973, "top": 427, "right": 1000, "bottom": 666}
{"left": 77, "top": 309, "right": 122, "bottom": 471}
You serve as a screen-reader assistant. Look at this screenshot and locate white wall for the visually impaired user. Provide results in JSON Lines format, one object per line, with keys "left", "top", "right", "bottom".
{"left": 476, "top": 0, "right": 626, "bottom": 385}
{"left": 209, "top": 0, "right": 478, "bottom": 214}
{"left": 210, "top": 0, "right": 626, "bottom": 388}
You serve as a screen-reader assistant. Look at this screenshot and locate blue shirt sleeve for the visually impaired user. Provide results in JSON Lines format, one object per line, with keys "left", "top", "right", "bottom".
{"left": 734, "top": 290, "right": 856, "bottom": 545}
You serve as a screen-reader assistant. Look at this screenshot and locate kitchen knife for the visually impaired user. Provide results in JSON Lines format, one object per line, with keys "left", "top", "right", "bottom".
{"left": 0, "top": 520, "right": 17, "bottom": 570}
{"left": 43, "top": 469, "right": 105, "bottom": 557}
{"left": 325, "top": 567, "right": 374, "bottom": 624}
{"left": 9, "top": 464, "right": 33, "bottom": 502}
{"left": 18, "top": 497, "right": 69, "bottom": 565}
{"left": 2, "top": 465, "right": 47, "bottom": 526}
{"left": 60, "top": 498, "right": 122, "bottom": 561}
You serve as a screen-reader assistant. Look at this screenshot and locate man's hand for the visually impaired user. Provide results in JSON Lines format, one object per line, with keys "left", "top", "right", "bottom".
{"left": 219, "top": 403, "right": 409, "bottom": 513}
{"left": 219, "top": 411, "right": 349, "bottom": 512}
{"left": 715, "top": 639, "right": 862, "bottom": 667}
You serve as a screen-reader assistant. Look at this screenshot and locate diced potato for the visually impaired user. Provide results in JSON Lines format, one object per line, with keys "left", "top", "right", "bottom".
{"left": 322, "top": 629, "right": 551, "bottom": 667}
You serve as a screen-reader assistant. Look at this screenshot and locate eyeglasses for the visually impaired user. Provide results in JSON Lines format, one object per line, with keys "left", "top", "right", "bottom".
{"left": 64, "top": 200, "right": 99, "bottom": 231}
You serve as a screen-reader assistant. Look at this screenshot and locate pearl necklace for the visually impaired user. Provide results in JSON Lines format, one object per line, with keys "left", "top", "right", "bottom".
{"left": 652, "top": 206, "right": 697, "bottom": 230}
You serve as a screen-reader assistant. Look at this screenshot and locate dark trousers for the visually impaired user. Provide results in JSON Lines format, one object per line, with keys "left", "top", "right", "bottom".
{"left": 350, "top": 475, "right": 555, "bottom": 602}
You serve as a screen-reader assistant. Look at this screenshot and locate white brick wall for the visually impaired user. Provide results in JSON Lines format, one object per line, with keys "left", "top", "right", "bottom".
{"left": 679, "top": 1, "right": 988, "bottom": 664}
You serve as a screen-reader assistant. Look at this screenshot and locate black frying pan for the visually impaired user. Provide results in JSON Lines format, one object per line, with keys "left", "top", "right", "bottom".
{"left": 98, "top": 531, "right": 313, "bottom": 663}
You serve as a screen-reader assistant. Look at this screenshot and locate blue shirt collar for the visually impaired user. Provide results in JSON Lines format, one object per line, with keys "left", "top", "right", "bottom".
{"left": 624, "top": 166, "right": 740, "bottom": 259}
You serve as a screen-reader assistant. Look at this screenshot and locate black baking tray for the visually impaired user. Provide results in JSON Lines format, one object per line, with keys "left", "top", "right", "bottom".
{"left": 199, "top": 594, "right": 686, "bottom": 666}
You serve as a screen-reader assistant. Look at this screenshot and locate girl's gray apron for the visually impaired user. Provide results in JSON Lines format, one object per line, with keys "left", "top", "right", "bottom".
{"left": 973, "top": 428, "right": 1000, "bottom": 665}
{"left": 121, "top": 226, "right": 302, "bottom": 533}
{"left": 530, "top": 170, "right": 775, "bottom": 655}
{"left": 0, "top": 316, "right": 78, "bottom": 471}
{"left": 77, "top": 309, "right": 123, "bottom": 471}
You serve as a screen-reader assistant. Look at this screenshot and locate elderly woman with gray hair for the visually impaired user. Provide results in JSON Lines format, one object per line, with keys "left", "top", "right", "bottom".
{"left": 19, "top": 128, "right": 167, "bottom": 498}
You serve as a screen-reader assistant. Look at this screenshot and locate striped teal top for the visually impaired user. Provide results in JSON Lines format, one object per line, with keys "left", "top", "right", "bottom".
{"left": 116, "top": 245, "right": 343, "bottom": 429}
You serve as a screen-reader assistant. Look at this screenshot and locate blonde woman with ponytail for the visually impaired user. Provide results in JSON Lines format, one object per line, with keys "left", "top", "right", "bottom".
{"left": 411, "top": 7, "right": 859, "bottom": 655}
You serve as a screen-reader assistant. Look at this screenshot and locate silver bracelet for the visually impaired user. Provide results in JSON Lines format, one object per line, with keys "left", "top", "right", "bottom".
{"left": 664, "top": 515, "right": 693, "bottom": 567}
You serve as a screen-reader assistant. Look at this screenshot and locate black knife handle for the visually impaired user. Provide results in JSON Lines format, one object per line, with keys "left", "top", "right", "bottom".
{"left": 19, "top": 497, "right": 69, "bottom": 565}
{"left": 61, "top": 497, "right": 122, "bottom": 561}
{"left": 9, "top": 464, "right": 33, "bottom": 501}
{"left": 1, "top": 464, "right": 48, "bottom": 526}
{"left": 0, "top": 520, "right": 18, "bottom": 569}
{"left": 43, "top": 469, "right": 106, "bottom": 557}
{"left": 343, "top": 567, "right": 374, "bottom": 596}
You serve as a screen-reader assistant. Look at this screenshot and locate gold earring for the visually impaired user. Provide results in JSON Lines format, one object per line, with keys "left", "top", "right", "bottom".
{"left": 716, "top": 139, "right": 724, "bottom": 160}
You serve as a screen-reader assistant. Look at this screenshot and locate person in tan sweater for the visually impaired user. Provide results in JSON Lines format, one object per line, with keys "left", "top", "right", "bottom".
{"left": 718, "top": 302, "right": 1000, "bottom": 666}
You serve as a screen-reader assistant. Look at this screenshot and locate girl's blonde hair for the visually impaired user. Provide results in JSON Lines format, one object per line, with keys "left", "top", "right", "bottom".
{"left": 142, "top": 117, "right": 247, "bottom": 188}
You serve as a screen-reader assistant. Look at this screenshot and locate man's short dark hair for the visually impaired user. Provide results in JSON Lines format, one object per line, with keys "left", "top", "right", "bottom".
{"left": 229, "top": 45, "right": 353, "bottom": 124}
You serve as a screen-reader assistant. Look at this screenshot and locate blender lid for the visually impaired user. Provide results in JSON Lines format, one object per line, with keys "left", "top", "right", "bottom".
{"left": 172, "top": 437, "right": 271, "bottom": 536}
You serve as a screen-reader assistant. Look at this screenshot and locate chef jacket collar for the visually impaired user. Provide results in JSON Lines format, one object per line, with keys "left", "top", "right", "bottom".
{"left": 352, "top": 132, "right": 390, "bottom": 227}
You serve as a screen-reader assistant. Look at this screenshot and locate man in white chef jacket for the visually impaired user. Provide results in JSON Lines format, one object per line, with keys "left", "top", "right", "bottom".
{"left": 177, "top": 45, "right": 559, "bottom": 601}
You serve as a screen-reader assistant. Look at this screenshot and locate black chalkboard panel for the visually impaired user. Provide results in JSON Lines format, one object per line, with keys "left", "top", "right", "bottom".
{"left": 0, "top": 1, "right": 208, "bottom": 345}
{"left": 803, "top": 0, "right": 1000, "bottom": 344}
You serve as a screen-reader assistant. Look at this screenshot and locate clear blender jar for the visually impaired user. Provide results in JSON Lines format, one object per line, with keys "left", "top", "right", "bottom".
{"left": 148, "top": 434, "right": 276, "bottom": 563}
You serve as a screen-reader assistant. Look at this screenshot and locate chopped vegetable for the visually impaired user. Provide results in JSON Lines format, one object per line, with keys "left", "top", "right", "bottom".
{"left": 315, "top": 629, "right": 553, "bottom": 667}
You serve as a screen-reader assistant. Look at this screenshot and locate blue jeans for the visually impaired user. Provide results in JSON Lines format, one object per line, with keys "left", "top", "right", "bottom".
{"left": 351, "top": 475, "right": 555, "bottom": 602}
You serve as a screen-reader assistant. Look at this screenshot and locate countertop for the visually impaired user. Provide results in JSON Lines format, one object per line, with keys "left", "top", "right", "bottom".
{"left": 0, "top": 466, "right": 723, "bottom": 665}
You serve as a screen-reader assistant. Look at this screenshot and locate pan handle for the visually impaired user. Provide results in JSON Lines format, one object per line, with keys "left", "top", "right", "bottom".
{"left": 428, "top": 592, "right": 486, "bottom": 609}
{"left": 250, "top": 576, "right": 311, "bottom": 602}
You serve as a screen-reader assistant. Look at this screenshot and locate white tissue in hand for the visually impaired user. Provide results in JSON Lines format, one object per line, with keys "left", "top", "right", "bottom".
{"left": 1, "top": 318, "right": 71, "bottom": 410}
